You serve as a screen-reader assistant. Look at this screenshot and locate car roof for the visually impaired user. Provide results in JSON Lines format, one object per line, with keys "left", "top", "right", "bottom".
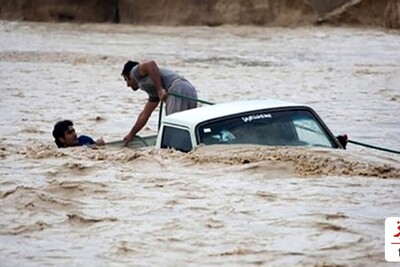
{"left": 163, "top": 99, "right": 308, "bottom": 128}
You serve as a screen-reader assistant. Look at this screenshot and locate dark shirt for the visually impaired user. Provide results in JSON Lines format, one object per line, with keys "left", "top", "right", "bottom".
{"left": 78, "top": 135, "right": 95, "bottom": 146}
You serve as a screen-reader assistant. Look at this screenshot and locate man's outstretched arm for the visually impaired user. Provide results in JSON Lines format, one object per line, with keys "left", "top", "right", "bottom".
{"left": 124, "top": 100, "right": 159, "bottom": 145}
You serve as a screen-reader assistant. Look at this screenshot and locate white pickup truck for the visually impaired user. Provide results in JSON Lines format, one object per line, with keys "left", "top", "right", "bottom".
{"left": 126, "top": 99, "right": 345, "bottom": 152}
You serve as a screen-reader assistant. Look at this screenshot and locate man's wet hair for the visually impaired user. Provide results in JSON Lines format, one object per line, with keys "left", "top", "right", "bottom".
{"left": 52, "top": 120, "right": 73, "bottom": 148}
{"left": 121, "top": 60, "right": 139, "bottom": 76}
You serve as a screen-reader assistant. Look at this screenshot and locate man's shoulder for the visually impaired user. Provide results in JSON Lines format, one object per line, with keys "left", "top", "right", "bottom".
{"left": 78, "top": 135, "right": 95, "bottom": 146}
{"left": 131, "top": 64, "right": 144, "bottom": 79}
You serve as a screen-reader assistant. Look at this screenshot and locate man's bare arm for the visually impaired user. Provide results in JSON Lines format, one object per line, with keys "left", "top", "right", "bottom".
{"left": 124, "top": 100, "right": 159, "bottom": 145}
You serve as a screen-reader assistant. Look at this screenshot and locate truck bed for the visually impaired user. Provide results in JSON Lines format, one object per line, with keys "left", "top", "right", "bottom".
{"left": 108, "top": 135, "right": 157, "bottom": 149}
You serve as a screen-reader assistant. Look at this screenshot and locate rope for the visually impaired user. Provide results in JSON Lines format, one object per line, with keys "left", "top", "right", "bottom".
{"left": 158, "top": 101, "right": 163, "bottom": 131}
{"left": 135, "top": 135, "right": 149, "bottom": 146}
{"left": 168, "top": 92, "right": 215, "bottom": 105}
{"left": 156, "top": 91, "right": 214, "bottom": 133}
{"left": 348, "top": 139, "right": 400, "bottom": 155}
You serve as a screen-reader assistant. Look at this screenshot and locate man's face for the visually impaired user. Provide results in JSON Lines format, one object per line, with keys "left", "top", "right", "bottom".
{"left": 61, "top": 126, "right": 78, "bottom": 147}
{"left": 123, "top": 75, "right": 139, "bottom": 91}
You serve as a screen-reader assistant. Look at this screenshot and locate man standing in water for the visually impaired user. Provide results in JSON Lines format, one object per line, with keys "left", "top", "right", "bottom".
{"left": 121, "top": 60, "right": 198, "bottom": 145}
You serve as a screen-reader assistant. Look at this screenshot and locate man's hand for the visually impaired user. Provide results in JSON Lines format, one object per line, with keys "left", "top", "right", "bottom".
{"left": 158, "top": 88, "right": 168, "bottom": 101}
{"left": 96, "top": 137, "right": 106, "bottom": 146}
{"left": 123, "top": 133, "right": 135, "bottom": 146}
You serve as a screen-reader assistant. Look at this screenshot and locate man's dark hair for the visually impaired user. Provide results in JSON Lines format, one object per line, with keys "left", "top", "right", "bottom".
{"left": 52, "top": 120, "right": 73, "bottom": 148}
{"left": 121, "top": 60, "right": 139, "bottom": 76}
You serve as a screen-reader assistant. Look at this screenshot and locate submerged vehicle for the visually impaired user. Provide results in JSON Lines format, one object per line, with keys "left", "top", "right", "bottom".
{"left": 126, "top": 99, "right": 344, "bottom": 152}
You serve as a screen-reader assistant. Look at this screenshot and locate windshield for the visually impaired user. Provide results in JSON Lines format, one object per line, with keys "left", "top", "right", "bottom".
{"left": 197, "top": 109, "right": 337, "bottom": 148}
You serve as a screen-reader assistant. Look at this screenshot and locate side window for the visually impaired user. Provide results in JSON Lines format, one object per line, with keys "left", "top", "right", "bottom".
{"left": 161, "top": 126, "right": 192, "bottom": 152}
{"left": 293, "top": 116, "right": 333, "bottom": 147}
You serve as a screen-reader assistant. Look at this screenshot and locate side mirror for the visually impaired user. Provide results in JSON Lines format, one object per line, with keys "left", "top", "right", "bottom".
{"left": 336, "top": 134, "right": 348, "bottom": 149}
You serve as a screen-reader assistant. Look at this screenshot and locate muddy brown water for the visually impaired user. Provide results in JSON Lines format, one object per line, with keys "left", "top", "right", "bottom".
{"left": 0, "top": 21, "right": 399, "bottom": 266}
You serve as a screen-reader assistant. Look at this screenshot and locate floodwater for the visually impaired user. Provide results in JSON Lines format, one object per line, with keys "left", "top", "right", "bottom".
{"left": 0, "top": 20, "right": 400, "bottom": 266}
